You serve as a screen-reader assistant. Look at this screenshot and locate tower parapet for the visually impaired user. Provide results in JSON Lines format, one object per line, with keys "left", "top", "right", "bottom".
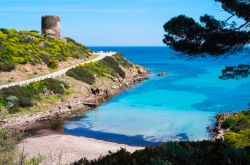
{"left": 41, "top": 15, "right": 61, "bottom": 38}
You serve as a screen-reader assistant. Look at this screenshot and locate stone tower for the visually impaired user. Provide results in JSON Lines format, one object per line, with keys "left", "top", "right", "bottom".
{"left": 41, "top": 15, "right": 61, "bottom": 38}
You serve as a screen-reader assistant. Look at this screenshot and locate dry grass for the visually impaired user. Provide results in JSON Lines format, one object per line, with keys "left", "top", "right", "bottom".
{"left": 0, "top": 57, "right": 88, "bottom": 86}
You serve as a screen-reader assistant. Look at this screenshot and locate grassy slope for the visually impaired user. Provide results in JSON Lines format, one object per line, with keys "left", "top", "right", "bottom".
{"left": 66, "top": 53, "right": 132, "bottom": 85}
{"left": 0, "top": 29, "right": 90, "bottom": 71}
{"left": 0, "top": 78, "right": 69, "bottom": 114}
{"left": 0, "top": 54, "right": 133, "bottom": 116}
{"left": 222, "top": 110, "right": 250, "bottom": 148}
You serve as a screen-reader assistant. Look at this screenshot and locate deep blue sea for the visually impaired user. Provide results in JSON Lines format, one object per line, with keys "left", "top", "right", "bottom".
{"left": 62, "top": 47, "right": 250, "bottom": 146}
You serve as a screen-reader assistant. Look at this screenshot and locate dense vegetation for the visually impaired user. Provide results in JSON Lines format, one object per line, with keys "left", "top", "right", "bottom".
{"left": 0, "top": 129, "right": 42, "bottom": 164}
{"left": 0, "top": 29, "right": 90, "bottom": 71}
{"left": 215, "top": 0, "right": 250, "bottom": 21}
{"left": 66, "top": 54, "right": 130, "bottom": 84}
{"left": 0, "top": 78, "right": 68, "bottom": 114}
{"left": 67, "top": 67, "right": 96, "bottom": 85}
{"left": 0, "top": 129, "right": 20, "bottom": 164}
{"left": 74, "top": 141, "right": 249, "bottom": 165}
{"left": 163, "top": 0, "right": 250, "bottom": 55}
{"left": 222, "top": 110, "right": 250, "bottom": 148}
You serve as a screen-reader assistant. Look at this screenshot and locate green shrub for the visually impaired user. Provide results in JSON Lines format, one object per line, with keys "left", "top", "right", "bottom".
{"left": 12, "top": 57, "right": 27, "bottom": 64}
{"left": 0, "top": 29, "right": 90, "bottom": 72}
{"left": 85, "top": 56, "right": 126, "bottom": 78}
{"left": 0, "top": 78, "right": 68, "bottom": 114}
{"left": 66, "top": 66, "right": 95, "bottom": 85}
{"left": 0, "top": 129, "right": 43, "bottom": 164}
{"left": 27, "top": 78, "right": 69, "bottom": 95}
{"left": 224, "top": 129, "right": 250, "bottom": 148}
{"left": 221, "top": 110, "right": 250, "bottom": 133}
{"left": 29, "top": 30, "right": 39, "bottom": 33}
{"left": 0, "top": 97, "right": 5, "bottom": 111}
{"left": 73, "top": 141, "right": 249, "bottom": 165}
{"left": 1, "top": 86, "right": 35, "bottom": 109}
{"left": 222, "top": 118, "right": 236, "bottom": 129}
{"left": 0, "top": 31, "right": 7, "bottom": 40}
{"left": 64, "top": 37, "right": 77, "bottom": 44}
{"left": 98, "top": 56, "right": 125, "bottom": 78}
{"left": 48, "top": 59, "right": 58, "bottom": 69}
{"left": 39, "top": 78, "right": 69, "bottom": 94}
{"left": 66, "top": 55, "right": 129, "bottom": 84}
{"left": 231, "top": 118, "right": 250, "bottom": 132}
{"left": 221, "top": 110, "right": 250, "bottom": 148}
{"left": 24, "top": 155, "right": 43, "bottom": 165}
{"left": 113, "top": 53, "right": 133, "bottom": 68}
{"left": 83, "top": 62, "right": 105, "bottom": 76}
{"left": 0, "top": 62, "right": 15, "bottom": 72}
{"left": 6, "top": 95, "right": 19, "bottom": 113}
{"left": 0, "top": 129, "right": 19, "bottom": 164}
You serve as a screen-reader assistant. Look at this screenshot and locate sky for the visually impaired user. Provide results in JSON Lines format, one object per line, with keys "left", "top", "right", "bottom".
{"left": 0, "top": 0, "right": 232, "bottom": 46}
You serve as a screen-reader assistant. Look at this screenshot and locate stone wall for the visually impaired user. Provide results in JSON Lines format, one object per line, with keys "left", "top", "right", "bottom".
{"left": 41, "top": 15, "right": 61, "bottom": 38}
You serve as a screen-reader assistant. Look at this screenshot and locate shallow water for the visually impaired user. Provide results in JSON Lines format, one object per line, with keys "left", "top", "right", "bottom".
{"left": 62, "top": 47, "right": 250, "bottom": 146}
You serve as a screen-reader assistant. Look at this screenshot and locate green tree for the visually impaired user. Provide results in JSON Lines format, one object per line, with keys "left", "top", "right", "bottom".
{"left": 163, "top": 0, "right": 250, "bottom": 55}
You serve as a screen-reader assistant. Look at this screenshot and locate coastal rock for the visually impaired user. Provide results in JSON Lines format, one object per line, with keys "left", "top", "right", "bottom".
{"left": 210, "top": 113, "right": 231, "bottom": 141}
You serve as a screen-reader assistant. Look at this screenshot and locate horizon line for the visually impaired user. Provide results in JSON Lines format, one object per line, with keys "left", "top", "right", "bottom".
{"left": 87, "top": 45, "right": 166, "bottom": 47}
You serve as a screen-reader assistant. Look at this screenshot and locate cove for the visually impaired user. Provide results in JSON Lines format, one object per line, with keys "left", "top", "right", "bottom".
{"left": 62, "top": 47, "right": 250, "bottom": 146}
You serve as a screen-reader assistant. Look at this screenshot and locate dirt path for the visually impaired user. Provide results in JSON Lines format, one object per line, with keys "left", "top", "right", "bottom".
{"left": 0, "top": 52, "right": 116, "bottom": 89}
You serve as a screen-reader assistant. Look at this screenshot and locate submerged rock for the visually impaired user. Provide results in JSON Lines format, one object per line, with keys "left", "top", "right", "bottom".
{"left": 155, "top": 72, "right": 168, "bottom": 77}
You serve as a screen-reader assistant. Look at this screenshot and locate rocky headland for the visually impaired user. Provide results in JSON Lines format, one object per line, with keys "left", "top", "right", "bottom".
{"left": 0, "top": 53, "right": 150, "bottom": 165}
{"left": 0, "top": 56, "right": 149, "bottom": 133}
{"left": 209, "top": 113, "right": 230, "bottom": 141}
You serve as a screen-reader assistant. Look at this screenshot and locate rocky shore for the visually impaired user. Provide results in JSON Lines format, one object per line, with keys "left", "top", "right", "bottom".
{"left": 0, "top": 65, "right": 149, "bottom": 133}
{"left": 209, "top": 113, "right": 230, "bottom": 141}
{"left": 0, "top": 57, "right": 150, "bottom": 164}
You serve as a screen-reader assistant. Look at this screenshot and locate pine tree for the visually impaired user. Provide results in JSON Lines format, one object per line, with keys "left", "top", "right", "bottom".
{"left": 163, "top": 0, "right": 250, "bottom": 55}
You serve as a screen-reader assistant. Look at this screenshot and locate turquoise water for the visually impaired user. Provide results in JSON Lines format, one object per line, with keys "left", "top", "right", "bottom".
{"left": 63, "top": 47, "right": 250, "bottom": 146}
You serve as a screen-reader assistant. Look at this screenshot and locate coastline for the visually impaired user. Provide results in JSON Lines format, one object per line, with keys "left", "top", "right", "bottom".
{"left": 0, "top": 59, "right": 150, "bottom": 165}
{"left": 0, "top": 64, "right": 149, "bottom": 132}
{"left": 0, "top": 60, "right": 149, "bottom": 164}
{"left": 209, "top": 113, "right": 230, "bottom": 141}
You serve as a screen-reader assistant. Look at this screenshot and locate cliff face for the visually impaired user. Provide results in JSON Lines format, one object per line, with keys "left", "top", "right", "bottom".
{"left": 0, "top": 54, "right": 149, "bottom": 132}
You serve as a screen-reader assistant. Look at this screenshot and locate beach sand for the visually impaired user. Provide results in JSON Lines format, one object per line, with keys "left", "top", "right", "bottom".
{"left": 18, "top": 129, "right": 143, "bottom": 165}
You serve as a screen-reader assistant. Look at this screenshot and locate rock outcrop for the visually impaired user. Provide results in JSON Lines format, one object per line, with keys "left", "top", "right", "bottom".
{"left": 209, "top": 113, "right": 230, "bottom": 141}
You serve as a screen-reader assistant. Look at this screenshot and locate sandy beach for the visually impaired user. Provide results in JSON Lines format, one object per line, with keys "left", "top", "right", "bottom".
{"left": 18, "top": 129, "right": 143, "bottom": 165}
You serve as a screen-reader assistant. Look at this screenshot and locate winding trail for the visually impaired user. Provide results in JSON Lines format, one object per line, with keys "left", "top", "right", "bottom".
{"left": 0, "top": 52, "right": 116, "bottom": 90}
